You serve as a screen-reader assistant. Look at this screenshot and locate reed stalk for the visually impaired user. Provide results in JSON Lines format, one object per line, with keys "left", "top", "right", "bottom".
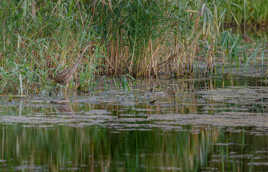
{"left": 0, "top": 0, "right": 266, "bottom": 93}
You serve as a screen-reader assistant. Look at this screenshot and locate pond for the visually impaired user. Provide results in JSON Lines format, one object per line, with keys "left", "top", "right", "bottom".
{"left": 1, "top": 73, "right": 268, "bottom": 171}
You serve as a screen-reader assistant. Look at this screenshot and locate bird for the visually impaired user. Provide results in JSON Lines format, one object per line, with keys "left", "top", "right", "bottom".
{"left": 51, "top": 44, "right": 94, "bottom": 86}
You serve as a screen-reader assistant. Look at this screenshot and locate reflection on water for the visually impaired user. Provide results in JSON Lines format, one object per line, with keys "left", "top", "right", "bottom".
{"left": 1, "top": 75, "right": 268, "bottom": 171}
{"left": 0, "top": 125, "right": 218, "bottom": 171}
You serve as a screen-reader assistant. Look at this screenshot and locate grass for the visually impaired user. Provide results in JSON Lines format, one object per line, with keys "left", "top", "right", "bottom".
{"left": 0, "top": 0, "right": 267, "bottom": 94}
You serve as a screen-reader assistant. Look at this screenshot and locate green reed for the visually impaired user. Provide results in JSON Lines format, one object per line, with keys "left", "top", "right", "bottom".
{"left": 216, "top": 0, "right": 268, "bottom": 28}
{"left": 0, "top": 0, "right": 266, "bottom": 94}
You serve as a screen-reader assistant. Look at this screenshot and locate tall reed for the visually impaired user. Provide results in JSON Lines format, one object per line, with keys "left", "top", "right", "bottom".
{"left": 0, "top": 0, "right": 266, "bottom": 93}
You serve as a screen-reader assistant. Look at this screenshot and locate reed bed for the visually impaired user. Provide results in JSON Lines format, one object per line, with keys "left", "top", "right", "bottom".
{"left": 0, "top": 0, "right": 267, "bottom": 94}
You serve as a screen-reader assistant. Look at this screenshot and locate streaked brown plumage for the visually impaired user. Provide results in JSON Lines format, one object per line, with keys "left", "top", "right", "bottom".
{"left": 52, "top": 44, "right": 94, "bottom": 85}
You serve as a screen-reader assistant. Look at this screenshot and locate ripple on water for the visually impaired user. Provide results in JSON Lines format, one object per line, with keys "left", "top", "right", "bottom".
{"left": 1, "top": 76, "right": 268, "bottom": 171}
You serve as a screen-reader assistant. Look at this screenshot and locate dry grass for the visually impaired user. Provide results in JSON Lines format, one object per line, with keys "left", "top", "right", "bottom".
{"left": 0, "top": 0, "right": 266, "bottom": 94}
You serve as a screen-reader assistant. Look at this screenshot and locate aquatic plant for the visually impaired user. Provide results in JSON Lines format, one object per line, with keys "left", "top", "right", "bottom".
{"left": 0, "top": 0, "right": 266, "bottom": 94}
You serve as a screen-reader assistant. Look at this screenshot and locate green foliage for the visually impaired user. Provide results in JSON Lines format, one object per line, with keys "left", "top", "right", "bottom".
{"left": 216, "top": 0, "right": 268, "bottom": 26}
{"left": 0, "top": 0, "right": 266, "bottom": 94}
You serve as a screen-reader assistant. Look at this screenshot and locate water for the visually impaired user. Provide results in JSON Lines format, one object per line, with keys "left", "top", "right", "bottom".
{"left": 1, "top": 74, "right": 268, "bottom": 171}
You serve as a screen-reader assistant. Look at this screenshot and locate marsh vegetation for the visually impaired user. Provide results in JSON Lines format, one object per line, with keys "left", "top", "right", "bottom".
{"left": 0, "top": 0, "right": 267, "bottom": 94}
{"left": 0, "top": 1, "right": 268, "bottom": 171}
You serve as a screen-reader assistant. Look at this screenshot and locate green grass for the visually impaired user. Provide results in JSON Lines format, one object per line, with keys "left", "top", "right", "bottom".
{"left": 0, "top": 0, "right": 267, "bottom": 94}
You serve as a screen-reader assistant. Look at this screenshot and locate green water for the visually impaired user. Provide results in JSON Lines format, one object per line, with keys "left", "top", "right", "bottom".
{"left": 1, "top": 75, "right": 268, "bottom": 171}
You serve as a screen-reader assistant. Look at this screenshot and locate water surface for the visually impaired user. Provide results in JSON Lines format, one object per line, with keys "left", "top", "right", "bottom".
{"left": 1, "top": 74, "right": 268, "bottom": 171}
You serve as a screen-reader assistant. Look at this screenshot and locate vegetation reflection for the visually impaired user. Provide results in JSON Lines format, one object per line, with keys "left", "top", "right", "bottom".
{"left": 0, "top": 125, "right": 218, "bottom": 171}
